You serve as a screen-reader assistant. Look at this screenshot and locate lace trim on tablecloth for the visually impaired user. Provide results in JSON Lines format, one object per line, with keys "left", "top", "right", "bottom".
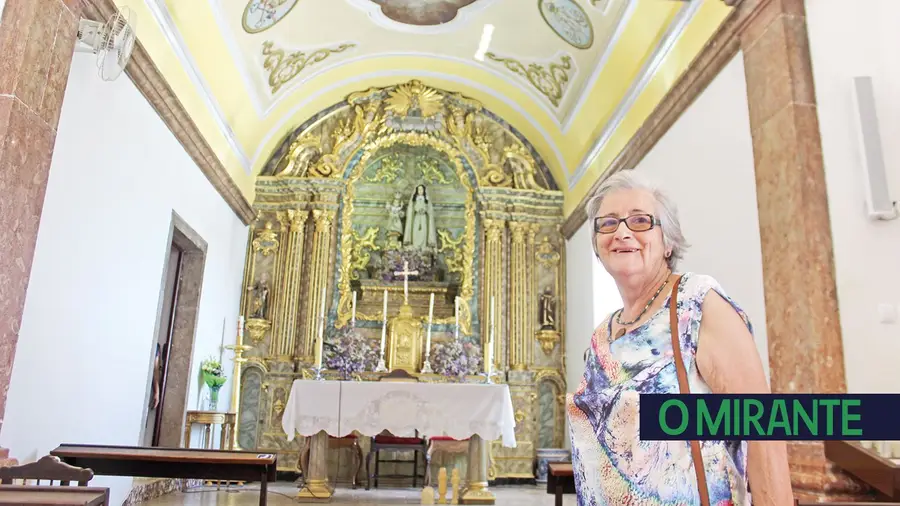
{"left": 340, "top": 389, "right": 509, "bottom": 441}
{"left": 283, "top": 414, "right": 341, "bottom": 440}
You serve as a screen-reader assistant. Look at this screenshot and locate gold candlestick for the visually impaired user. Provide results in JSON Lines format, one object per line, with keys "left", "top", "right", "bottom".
{"left": 437, "top": 467, "right": 448, "bottom": 504}
{"left": 225, "top": 320, "right": 252, "bottom": 450}
{"left": 450, "top": 468, "right": 460, "bottom": 504}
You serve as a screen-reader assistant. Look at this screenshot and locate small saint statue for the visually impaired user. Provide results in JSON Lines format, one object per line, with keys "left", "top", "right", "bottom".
{"left": 250, "top": 274, "right": 270, "bottom": 319}
{"left": 385, "top": 192, "right": 405, "bottom": 248}
{"left": 539, "top": 287, "right": 556, "bottom": 330}
{"left": 403, "top": 184, "right": 437, "bottom": 251}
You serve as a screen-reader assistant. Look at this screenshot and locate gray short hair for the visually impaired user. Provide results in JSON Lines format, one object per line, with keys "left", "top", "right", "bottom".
{"left": 585, "top": 171, "right": 689, "bottom": 270}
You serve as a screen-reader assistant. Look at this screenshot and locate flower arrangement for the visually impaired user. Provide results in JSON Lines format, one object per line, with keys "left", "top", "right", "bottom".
{"left": 324, "top": 326, "right": 379, "bottom": 379}
{"left": 200, "top": 357, "right": 227, "bottom": 410}
{"left": 381, "top": 249, "right": 434, "bottom": 281}
{"left": 431, "top": 339, "right": 482, "bottom": 378}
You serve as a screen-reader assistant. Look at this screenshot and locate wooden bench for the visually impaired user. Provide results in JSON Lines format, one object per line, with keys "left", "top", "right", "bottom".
{"left": 547, "top": 463, "right": 574, "bottom": 506}
{"left": 50, "top": 444, "right": 276, "bottom": 506}
{"left": 0, "top": 485, "right": 110, "bottom": 505}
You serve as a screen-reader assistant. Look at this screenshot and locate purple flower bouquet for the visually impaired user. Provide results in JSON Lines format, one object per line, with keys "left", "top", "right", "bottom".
{"left": 431, "top": 339, "right": 482, "bottom": 378}
{"left": 324, "top": 326, "right": 378, "bottom": 379}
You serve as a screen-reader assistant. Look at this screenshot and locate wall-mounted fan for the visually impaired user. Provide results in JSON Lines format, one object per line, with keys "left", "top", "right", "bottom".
{"left": 76, "top": 7, "right": 136, "bottom": 81}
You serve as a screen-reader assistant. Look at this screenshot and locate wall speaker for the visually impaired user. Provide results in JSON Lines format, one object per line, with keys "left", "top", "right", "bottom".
{"left": 851, "top": 75, "right": 899, "bottom": 221}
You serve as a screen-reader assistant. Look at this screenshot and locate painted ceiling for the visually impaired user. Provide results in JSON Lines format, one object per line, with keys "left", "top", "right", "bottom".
{"left": 113, "top": 0, "right": 733, "bottom": 215}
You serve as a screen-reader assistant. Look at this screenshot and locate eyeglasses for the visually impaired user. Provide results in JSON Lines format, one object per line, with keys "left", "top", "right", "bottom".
{"left": 593, "top": 213, "right": 659, "bottom": 234}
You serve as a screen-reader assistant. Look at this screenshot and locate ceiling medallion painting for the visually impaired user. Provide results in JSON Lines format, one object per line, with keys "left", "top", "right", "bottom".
{"left": 538, "top": 0, "right": 594, "bottom": 49}
{"left": 242, "top": 0, "right": 300, "bottom": 34}
{"left": 485, "top": 52, "right": 574, "bottom": 108}
{"left": 364, "top": 0, "right": 483, "bottom": 26}
{"left": 262, "top": 41, "right": 357, "bottom": 94}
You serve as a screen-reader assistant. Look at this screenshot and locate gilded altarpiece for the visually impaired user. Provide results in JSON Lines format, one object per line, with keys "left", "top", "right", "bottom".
{"left": 236, "top": 80, "right": 568, "bottom": 482}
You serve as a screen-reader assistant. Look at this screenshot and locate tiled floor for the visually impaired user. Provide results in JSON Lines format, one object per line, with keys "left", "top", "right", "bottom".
{"left": 141, "top": 482, "right": 575, "bottom": 505}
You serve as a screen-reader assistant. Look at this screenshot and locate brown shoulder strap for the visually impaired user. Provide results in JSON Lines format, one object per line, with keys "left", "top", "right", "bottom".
{"left": 669, "top": 275, "right": 711, "bottom": 506}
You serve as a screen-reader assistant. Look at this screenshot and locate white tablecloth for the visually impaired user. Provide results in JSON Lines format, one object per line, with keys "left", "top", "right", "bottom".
{"left": 282, "top": 380, "right": 517, "bottom": 448}
{"left": 281, "top": 380, "right": 341, "bottom": 440}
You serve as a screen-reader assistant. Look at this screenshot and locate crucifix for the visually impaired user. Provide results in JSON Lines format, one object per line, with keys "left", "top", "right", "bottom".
{"left": 393, "top": 260, "right": 419, "bottom": 304}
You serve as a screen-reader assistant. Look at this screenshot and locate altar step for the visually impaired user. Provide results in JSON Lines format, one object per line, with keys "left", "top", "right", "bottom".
{"left": 123, "top": 477, "right": 203, "bottom": 505}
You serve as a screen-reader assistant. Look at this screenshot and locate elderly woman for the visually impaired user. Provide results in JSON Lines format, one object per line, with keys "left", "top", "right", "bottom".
{"left": 566, "top": 171, "right": 792, "bottom": 506}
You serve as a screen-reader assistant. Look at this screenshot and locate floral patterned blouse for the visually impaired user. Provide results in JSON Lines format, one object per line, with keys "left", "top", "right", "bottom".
{"left": 566, "top": 272, "right": 752, "bottom": 505}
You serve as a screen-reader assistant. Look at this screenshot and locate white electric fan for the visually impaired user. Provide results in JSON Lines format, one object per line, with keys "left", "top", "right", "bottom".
{"left": 75, "top": 7, "right": 136, "bottom": 81}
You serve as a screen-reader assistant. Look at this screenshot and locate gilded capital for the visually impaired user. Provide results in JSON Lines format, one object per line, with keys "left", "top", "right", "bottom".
{"left": 509, "top": 222, "right": 527, "bottom": 244}
{"left": 288, "top": 209, "right": 309, "bottom": 232}
{"left": 312, "top": 209, "right": 335, "bottom": 232}
{"left": 527, "top": 223, "right": 539, "bottom": 244}
{"left": 484, "top": 219, "right": 505, "bottom": 243}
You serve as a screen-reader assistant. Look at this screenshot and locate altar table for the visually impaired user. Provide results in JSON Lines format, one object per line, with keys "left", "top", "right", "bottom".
{"left": 282, "top": 380, "right": 517, "bottom": 504}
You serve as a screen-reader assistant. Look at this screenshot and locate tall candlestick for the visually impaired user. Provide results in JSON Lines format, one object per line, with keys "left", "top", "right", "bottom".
{"left": 486, "top": 296, "right": 495, "bottom": 373}
{"left": 426, "top": 293, "right": 434, "bottom": 353}
{"left": 454, "top": 297, "right": 459, "bottom": 340}
{"left": 351, "top": 290, "right": 357, "bottom": 327}
{"left": 380, "top": 289, "right": 388, "bottom": 351}
{"left": 218, "top": 319, "right": 226, "bottom": 364}
{"left": 315, "top": 286, "right": 326, "bottom": 369}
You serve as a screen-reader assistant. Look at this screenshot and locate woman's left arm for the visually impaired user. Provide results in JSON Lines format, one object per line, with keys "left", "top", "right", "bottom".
{"left": 695, "top": 291, "right": 794, "bottom": 506}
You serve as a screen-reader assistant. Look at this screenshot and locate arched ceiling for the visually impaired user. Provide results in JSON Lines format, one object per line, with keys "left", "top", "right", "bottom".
{"left": 113, "top": 0, "right": 732, "bottom": 215}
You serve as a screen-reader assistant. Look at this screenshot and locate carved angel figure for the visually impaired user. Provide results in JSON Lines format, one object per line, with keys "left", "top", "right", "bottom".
{"left": 505, "top": 148, "right": 543, "bottom": 190}
{"left": 276, "top": 138, "right": 320, "bottom": 177}
{"left": 385, "top": 192, "right": 405, "bottom": 235}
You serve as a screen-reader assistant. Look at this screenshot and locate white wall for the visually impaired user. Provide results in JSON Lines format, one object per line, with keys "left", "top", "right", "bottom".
{"left": 565, "top": 54, "right": 769, "bottom": 406}
{"left": 0, "top": 55, "right": 248, "bottom": 504}
{"left": 565, "top": 225, "right": 599, "bottom": 397}
{"left": 807, "top": 0, "right": 900, "bottom": 393}
{"left": 631, "top": 55, "right": 769, "bottom": 378}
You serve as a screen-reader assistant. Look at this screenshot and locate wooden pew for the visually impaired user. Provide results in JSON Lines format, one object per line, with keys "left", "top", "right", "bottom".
{"left": 547, "top": 463, "right": 574, "bottom": 506}
{"left": 824, "top": 440, "right": 900, "bottom": 500}
{"left": 0, "top": 485, "right": 109, "bottom": 505}
{"left": 50, "top": 444, "right": 276, "bottom": 506}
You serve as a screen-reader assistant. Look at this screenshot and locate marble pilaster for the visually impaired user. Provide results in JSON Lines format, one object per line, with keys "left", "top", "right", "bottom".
{"left": 741, "top": 0, "right": 868, "bottom": 500}
{"left": 0, "top": 0, "right": 82, "bottom": 465}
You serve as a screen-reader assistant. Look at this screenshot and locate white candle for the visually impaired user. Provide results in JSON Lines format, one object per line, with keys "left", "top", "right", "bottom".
{"left": 315, "top": 286, "right": 326, "bottom": 368}
{"left": 426, "top": 293, "right": 435, "bottom": 353}
{"left": 380, "top": 289, "right": 388, "bottom": 352}
{"left": 454, "top": 297, "right": 459, "bottom": 340}
{"left": 351, "top": 290, "right": 357, "bottom": 327}
{"left": 238, "top": 315, "right": 245, "bottom": 340}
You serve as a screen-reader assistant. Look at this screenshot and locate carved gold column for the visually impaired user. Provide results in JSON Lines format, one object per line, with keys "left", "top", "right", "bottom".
{"left": 482, "top": 218, "right": 505, "bottom": 370}
{"left": 526, "top": 224, "right": 539, "bottom": 368}
{"left": 272, "top": 209, "right": 308, "bottom": 358}
{"left": 508, "top": 222, "right": 528, "bottom": 370}
{"left": 301, "top": 209, "right": 336, "bottom": 360}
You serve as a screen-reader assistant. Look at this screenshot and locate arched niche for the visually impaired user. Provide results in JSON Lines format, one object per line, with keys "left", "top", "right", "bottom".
{"left": 237, "top": 361, "right": 267, "bottom": 451}
{"left": 534, "top": 369, "right": 567, "bottom": 449}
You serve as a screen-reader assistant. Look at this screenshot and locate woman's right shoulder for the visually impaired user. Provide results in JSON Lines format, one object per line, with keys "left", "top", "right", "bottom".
{"left": 591, "top": 315, "right": 612, "bottom": 343}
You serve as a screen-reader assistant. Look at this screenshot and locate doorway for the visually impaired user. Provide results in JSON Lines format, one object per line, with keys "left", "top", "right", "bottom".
{"left": 140, "top": 212, "right": 208, "bottom": 448}
{"left": 144, "top": 243, "right": 184, "bottom": 446}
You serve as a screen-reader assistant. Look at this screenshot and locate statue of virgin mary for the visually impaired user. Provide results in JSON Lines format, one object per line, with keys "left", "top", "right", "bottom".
{"left": 403, "top": 184, "right": 437, "bottom": 251}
